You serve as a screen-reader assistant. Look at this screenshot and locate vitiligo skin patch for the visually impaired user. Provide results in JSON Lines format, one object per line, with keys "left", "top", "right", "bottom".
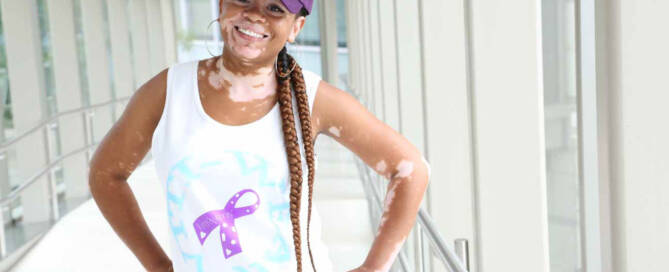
{"left": 375, "top": 160, "right": 387, "bottom": 173}
{"left": 394, "top": 159, "right": 414, "bottom": 179}
{"left": 328, "top": 126, "right": 341, "bottom": 137}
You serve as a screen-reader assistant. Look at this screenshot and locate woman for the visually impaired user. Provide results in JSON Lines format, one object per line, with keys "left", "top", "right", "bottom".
{"left": 88, "top": 0, "right": 430, "bottom": 271}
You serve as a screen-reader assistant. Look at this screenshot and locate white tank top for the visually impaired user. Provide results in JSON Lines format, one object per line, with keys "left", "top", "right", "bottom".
{"left": 151, "top": 60, "right": 334, "bottom": 272}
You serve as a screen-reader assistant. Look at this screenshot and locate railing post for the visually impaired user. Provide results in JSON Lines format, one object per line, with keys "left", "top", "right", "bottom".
{"left": 82, "top": 110, "right": 94, "bottom": 166}
{"left": 43, "top": 122, "right": 60, "bottom": 222}
{"left": 454, "top": 239, "right": 470, "bottom": 271}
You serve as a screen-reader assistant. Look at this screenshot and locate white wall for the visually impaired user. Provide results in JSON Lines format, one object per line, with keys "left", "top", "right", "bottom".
{"left": 604, "top": 1, "right": 669, "bottom": 271}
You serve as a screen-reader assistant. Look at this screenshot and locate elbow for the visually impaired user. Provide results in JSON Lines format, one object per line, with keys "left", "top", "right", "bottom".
{"left": 390, "top": 156, "right": 431, "bottom": 187}
{"left": 88, "top": 165, "right": 127, "bottom": 193}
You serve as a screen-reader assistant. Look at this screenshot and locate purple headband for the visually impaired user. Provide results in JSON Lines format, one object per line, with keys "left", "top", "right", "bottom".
{"left": 280, "top": 0, "right": 313, "bottom": 15}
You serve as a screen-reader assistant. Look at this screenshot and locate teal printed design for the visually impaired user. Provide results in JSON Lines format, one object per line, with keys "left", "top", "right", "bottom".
{"left": 267, "top": 201, "right": 290, "bottom": 222}
{"left": 232, "top": 262, "right": 270, "bottom": 272}
{"left": 265, "top": 233, "right": 291, "bottom": 262}
{"left": 264, "top": 178, "right": 291, "bottom": 263}
{"left": 166, "top": 156, "right": 207, "bottom": 272}
{"left": 231, "top": 150, "right": 268, "bottom": 183}
{"left": 166, "top": 151, "right": 294, "bottom": 270}
{"left": 229, "top": 151, "right": 292, "bottom": 264}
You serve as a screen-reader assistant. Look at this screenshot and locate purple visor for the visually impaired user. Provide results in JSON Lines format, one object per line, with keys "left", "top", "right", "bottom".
{"left": 280, "top": 0, "right": 313, "bottom": 15}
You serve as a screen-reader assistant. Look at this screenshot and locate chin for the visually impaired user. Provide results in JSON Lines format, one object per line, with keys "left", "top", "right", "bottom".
{"left": 228, "top": 44, "right": 265, "bottom": 60}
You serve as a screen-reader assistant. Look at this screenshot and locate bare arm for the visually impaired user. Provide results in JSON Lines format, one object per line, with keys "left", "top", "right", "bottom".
{"left": 311, "top": 81, "right": 430, "bottom": 272}
{"left": 88, "top": 69, "right": 172, "bottom": 272}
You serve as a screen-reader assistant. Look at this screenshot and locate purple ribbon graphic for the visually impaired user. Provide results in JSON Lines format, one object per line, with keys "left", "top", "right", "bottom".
{"left": 192, "top": 189, "right": 260, "bottom": 259}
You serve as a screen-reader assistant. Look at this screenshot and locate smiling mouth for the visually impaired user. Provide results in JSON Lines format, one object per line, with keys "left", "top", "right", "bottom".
{"left": 234, "top": 26, "right": 269, "bottom": 39}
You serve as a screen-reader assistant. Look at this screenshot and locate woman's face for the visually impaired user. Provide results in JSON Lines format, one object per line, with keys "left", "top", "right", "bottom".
{"left": 218, "top": 0, "right": 305, "bottom": 66}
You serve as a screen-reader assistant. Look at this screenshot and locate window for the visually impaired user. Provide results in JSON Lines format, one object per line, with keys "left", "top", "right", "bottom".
{"left": 542, "top": 0, "right": 583, "bottom": 271}
{"left": 0, "top": 4, "right": 11, "bottom": 131}
{"left": 36, "top": 0, "right": 57, "bottom": 116}
{"left": 73, "top": 0, "right": 90, "bottom": 107}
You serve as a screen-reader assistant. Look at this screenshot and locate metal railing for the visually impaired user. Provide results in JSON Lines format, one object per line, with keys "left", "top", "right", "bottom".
{"left": 0, "top": 96, "right": 134, "bottom": 259}
{"left": 342, "top": 77, "right": 469, "bottom": 272}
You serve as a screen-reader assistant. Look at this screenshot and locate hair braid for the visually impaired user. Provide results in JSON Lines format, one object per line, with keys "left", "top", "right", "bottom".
{"left": 290, "top": 56, "right": 317, "bottom": 272}
{"left": 276, "top": 46, "right": 317, "bottom": 272}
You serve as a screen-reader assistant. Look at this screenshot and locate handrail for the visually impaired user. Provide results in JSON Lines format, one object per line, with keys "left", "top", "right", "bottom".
{"left": 0, "top": 144, "right": 92, "bottom": 206}
{"left": 417, "top": 210, "right": 469, "bottom": 272}
{"left": 0, "top": 96, "right": 130, "bottom": 153}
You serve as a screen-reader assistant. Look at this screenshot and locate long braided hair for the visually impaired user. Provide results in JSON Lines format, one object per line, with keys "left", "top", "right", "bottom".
{"left": 275, "top": 8, "right": 317, "bottom": 272}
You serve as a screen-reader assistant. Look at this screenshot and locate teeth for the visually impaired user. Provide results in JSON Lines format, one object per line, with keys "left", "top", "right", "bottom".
{"left": 238, "top": 27, "right": 264, "bottom": 38}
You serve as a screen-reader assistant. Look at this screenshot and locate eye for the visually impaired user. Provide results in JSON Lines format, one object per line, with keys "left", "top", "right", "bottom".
{"left": 234, "top": 0, "right": 250, "bottom": 4}
{"left": 267, "top": 4, "right": 285, "bottom": 14}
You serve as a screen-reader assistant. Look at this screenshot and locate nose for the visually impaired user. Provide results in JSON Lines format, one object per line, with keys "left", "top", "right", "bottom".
{"left": 242, "top": 4, "right": 266, "bottom": 23}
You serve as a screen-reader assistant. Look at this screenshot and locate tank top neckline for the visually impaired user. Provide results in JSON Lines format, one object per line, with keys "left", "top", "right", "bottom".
{"left": 190, "top": 61, "right": 280, "bottom": 129}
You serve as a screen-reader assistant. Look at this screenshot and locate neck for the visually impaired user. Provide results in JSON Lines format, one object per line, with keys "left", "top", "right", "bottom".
{"left": 211, "top": 49, "right": 278, "bottom": 89}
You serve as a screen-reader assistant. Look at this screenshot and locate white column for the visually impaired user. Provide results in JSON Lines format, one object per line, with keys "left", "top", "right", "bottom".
{"left": 393, "top": 0, "right": 425, "bottom": 152}
{"left": 106, "top": 0, "right": 135, "bottom": 106}
{"left": 0, "top": 0, "right": 51, "bottom": 223}
{"left": 128, "top": 0, "right": 152, "bottom": 86}
{"left": 344, "top": 0, "right": 358, "bottom": 95}
{"left": 317, "top": 0, "right": 338, "bottom": 85}
{"left": 469, "top": 0, "right": 550, "bottom": 270}
{"left": 145, "top": 0, "right": 167, "bottom": 75}
{"left": 419, "top": 0, "right": 478, "bottom": 270}
{"left": 363, "top": 0, "right": 376, "bottom": 115}
{"left": 368, "top": 0, "right": 384, "bottom": 121}
{"left": 606, "top": 1, "right": 669, "bottom": 271}
{"left": 346, "top": 0, "right": 360, "bottom": 96}
{"left": 357, "top": 0, "right": 370, "bottom": 108}
{"left": 376, "top": 0, "right": 400, "bottom": 131}
{"left": 80, "top": 0, "right": 114, "bottom": 143}
{"left": 47, "top": 0, "right": 90, "bottom": 199}
{"left": 160, "top": 0, "right": 178, "bottom": 65}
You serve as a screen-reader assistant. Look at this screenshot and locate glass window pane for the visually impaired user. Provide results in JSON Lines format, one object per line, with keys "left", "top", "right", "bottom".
{"left": 336, "top": 0, "right": 348, "bottom": 89}
{"left": 0, "top": 4, "right": 12, "bottom": 132}
{"left": 73, "top": 0, "right": 90, "bottom": 107}
{"left": 125, "top": 0, "right": 138, "bottom": 89}
{"left": 101, "top": 1, "right": 116, "bottom": 100}
{"left": 288, "top": 0, "right": 321, "bottom": 75}
{"left": 36, "top": 0, "right": 57, "bottom": 116}
{"left": 294, "top": 0, "right": 320, "bottom": 46}
{"left": 541, "top": 0, "right": 583, "bottom": 271}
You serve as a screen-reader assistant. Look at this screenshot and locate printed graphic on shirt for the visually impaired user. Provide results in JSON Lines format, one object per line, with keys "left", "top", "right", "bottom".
{"left": 193, "top": 189, "right": 260, "bottom": 258}
{"left": 165, "top": 156, "right": 206, "bottom": 271}
{"left": 165, "top": 150, "right": 293, "bottom": 271}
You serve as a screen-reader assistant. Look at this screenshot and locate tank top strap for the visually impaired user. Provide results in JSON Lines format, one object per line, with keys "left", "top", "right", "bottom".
{"left": 301, "top": 69, "right": 322, "bottom": 114}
